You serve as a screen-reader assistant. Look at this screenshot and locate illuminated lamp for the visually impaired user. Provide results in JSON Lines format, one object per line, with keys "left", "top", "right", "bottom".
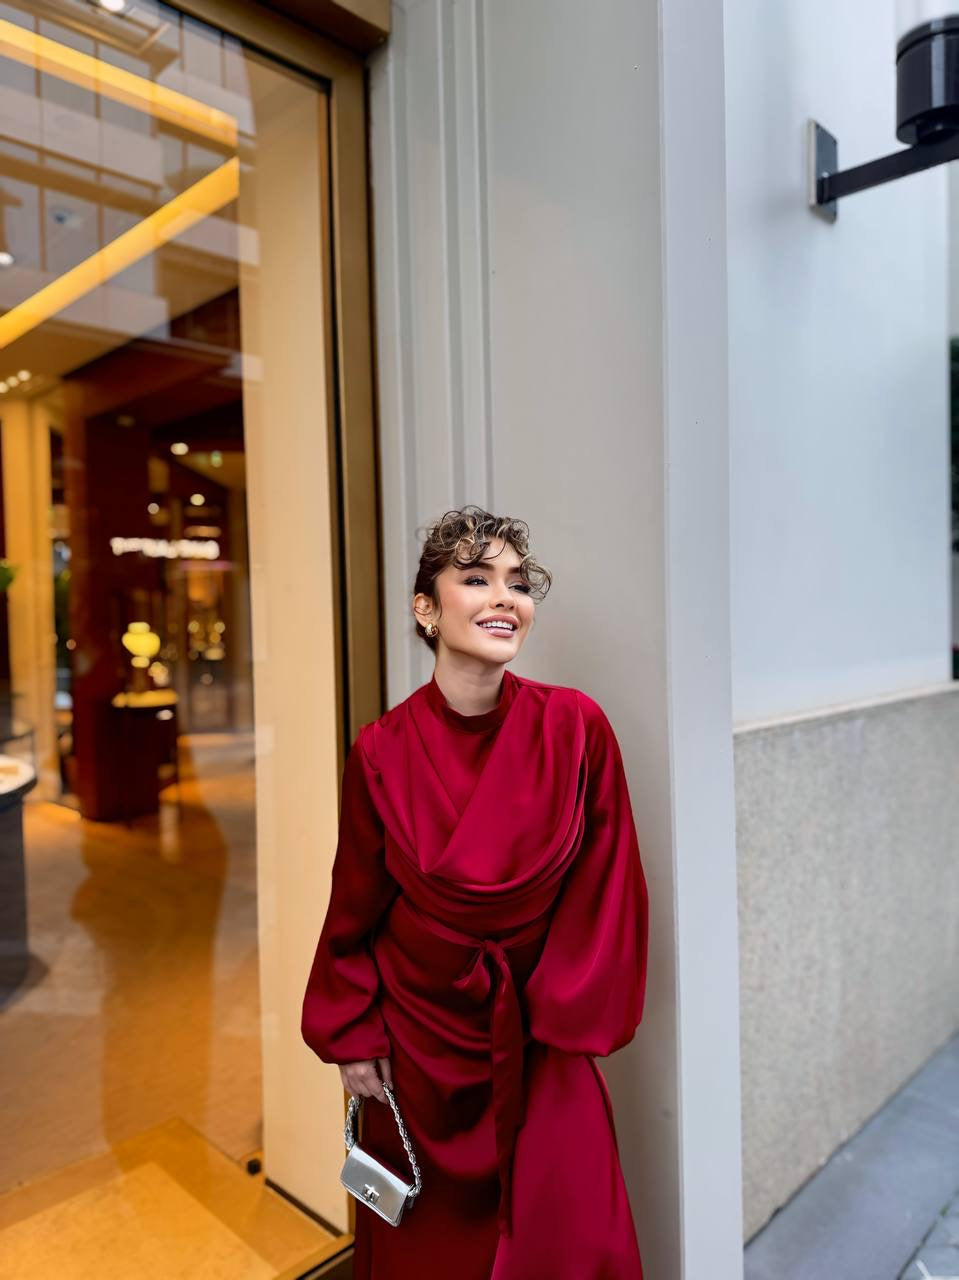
{"left": 121, "top": 622, "right": 161, "bottom": 690}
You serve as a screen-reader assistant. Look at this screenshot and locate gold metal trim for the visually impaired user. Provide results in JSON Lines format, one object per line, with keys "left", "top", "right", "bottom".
{"left": 0, "top": 19, "right": 237, "bottom": 145}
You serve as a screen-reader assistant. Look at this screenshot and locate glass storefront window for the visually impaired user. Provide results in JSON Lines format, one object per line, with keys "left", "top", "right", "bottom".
{"left": 0, "top": 2, "right": 352, "bottom": 1269}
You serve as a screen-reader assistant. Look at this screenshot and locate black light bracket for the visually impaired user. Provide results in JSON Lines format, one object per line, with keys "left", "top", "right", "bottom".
{"left": 810, "top": 15, "right": 959, "bottom": 222}
{"left": 809, "top": 119, "right": 959, "bottom": 222}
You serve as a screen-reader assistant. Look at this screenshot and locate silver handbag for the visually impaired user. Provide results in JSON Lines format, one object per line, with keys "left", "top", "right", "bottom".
{"left": 340, "top": 1081, "right": 423, "bottom": 1226}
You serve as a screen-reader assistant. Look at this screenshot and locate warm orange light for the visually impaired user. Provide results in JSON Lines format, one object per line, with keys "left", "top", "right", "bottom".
{"left": 121, "top": 621, "right": 161, "bottom": 662}
{"left": 0, "top": 19, "right": 237, "bottom": 148}
{"left": 0, "top": 158, "right": 240, "bottom": 351}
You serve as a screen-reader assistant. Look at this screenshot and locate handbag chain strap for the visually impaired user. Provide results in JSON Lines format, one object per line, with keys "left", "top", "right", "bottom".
{"left": 344, "top": 1081, "right": 423, "bottom": 1201}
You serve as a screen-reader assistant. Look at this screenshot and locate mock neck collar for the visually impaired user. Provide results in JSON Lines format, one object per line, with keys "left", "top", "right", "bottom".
{"left": 424, "top": 668, "right": 518, "bottom": 733}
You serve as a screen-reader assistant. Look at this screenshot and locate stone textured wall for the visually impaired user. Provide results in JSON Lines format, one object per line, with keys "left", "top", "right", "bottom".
{"left": 736, "top": 687, "right": 959, "bottom": 1238}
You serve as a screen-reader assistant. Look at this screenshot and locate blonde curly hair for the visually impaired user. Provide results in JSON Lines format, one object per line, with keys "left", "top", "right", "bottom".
{"left": 412, "top": 505, "right": 552, "bottom": 651}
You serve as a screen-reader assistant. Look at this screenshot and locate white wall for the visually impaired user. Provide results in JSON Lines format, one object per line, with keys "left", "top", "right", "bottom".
{"left": 726, "top": 0, "right": 951, "bottom": 726}
{"left": 726, "top": 0, "right": 959, "bottom": 1241}
{"left": 369, "top": 1, "right": 741, "bottom": 1276}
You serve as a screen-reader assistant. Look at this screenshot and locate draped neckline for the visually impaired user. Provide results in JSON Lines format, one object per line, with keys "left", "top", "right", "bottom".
{"left": 424, "top": 667, "right": 518, "bottom": 734}
{"left": 369, "top": 668, "right": 586, "bottom": 891}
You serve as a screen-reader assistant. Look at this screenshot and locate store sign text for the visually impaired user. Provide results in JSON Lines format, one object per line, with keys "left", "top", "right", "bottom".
{"left": 110, "top": 536, "right": 221, "bottom": 561}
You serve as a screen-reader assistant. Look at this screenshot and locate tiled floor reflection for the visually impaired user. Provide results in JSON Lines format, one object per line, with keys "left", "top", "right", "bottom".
{"left": 0, "top": 1118, "right": 342, "bottom": 1278}
{"left": 1, "top": 733, "right": 261, "bottom": 1192}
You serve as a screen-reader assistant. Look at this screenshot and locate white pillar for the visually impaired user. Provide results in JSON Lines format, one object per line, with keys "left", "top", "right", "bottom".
{"left": 368, "top": 1, "right": 742, "bottom": 1273}
{"left": 660, "top": 0, "right": 743, "bottom": 1272}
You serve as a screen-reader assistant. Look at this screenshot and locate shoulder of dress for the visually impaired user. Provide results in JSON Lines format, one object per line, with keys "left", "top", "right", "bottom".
{"left": 514, "top": 673, "right": 603, "bottom": 709}
{"left": 511, "top": 674, "right": 608, "bottom": 717}
{"left": 510, "top": 672, "right": 577, "bottom": 698}
{"left": 570, "top": 685, "right": 608, "bottom": 717}
{"left": 571, "top": 688, "right": 617, "bottom": 745}
{"left": 352, "top": 715, "right": 392, "bottom": 769}
{"left": 350, "top": 720, "right": 376, "bottom": 766}
{"left": 352, "top": 690, "right": 417, "bottom": 767}
{"left": 511, "top": 675, "right": 611, "bottom": 745}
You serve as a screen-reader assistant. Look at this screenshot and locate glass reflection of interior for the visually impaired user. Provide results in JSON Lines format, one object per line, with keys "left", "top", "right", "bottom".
{"left": 0, "top": 3, "right": 260, "bottom": 818}
{"left": 0, "top": 4, "right": 341, "bottom": 1268}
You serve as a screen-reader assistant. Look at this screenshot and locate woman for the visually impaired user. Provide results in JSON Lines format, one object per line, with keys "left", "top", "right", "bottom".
{"left": 301, "top": 506, "right": 649, "bottom": 1279}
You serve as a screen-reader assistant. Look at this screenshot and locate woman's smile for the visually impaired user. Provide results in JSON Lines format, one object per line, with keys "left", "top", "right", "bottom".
{"left": 475, "top": 619, "right": 519, "bottom": 638}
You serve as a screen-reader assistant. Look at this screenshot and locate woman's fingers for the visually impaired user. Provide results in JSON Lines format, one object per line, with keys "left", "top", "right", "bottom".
{"left": 377, "top": 1056, "right": 393, "bottom": 1089}
{"left": 338, "top": 1064, "right": 365, "bottom": 1097}
{"left": 367, "top": 1061, "right": 388, "bottom": 1101}
{"left": 340, "top": 1059, "right": 388, "bottom": 1102}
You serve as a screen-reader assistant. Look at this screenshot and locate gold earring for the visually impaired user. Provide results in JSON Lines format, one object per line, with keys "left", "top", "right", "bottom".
{"left": 425, "top": 621, "right": 438, "bottom": 637}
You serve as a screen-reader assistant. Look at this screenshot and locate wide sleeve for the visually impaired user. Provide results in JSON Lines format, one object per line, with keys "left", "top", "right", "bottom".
{"left": 524, "top": 692, "right": 649, "bottom": 1057}
{"left": 301, "top": 728, "right": 400, "bottom": 1065}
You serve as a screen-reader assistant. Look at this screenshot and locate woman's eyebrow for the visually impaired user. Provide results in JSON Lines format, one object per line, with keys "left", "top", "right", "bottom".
{"left": 474, "top": 559, "right": 526, "bottom": 574}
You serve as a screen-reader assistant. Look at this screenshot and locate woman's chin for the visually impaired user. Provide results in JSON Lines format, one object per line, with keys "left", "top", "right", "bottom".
{"left": 458, "top": 636, "right": 521, "bottom": 663}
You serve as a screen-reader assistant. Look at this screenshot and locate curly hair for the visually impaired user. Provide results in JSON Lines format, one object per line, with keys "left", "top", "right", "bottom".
{"left": 412, "top": 505, "right": 552, "bottom": 651}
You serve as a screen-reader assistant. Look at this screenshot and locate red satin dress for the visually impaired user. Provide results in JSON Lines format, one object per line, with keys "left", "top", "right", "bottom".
{"left": 301, "top": 667, "right": 649, "bottom": 1279}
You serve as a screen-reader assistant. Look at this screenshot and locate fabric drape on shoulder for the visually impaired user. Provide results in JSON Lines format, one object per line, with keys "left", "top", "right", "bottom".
{"left": 301, "top": 730, "right": 400, "bottom": 1065}
{"left": 524, "top": 691, "right": 649, "bottom": 1057}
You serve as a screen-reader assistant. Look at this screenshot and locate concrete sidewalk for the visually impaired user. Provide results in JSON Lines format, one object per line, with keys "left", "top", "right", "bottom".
{"left": 744, "top": 1031, "right": 959, "bottom": 1280}
{"left": 900, "top": 1191, "right": 959, "bottom": 1280}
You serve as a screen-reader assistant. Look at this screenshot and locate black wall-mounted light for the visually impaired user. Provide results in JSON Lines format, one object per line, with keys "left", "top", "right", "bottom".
{"left": 810, "top": 5, "right": 959, "bottom": 221}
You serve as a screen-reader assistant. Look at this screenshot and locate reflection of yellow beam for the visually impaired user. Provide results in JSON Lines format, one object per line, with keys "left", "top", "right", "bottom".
{"left": 0, "top": 19, "right": 237, "bottom": 149}
{"left": 0, "top": 158, "right": 239, "bottom": 351}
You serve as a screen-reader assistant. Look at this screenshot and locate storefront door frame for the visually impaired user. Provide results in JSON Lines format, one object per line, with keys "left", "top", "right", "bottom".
{"left": 173, "top": 0, "right": 384, "bottom": 1248}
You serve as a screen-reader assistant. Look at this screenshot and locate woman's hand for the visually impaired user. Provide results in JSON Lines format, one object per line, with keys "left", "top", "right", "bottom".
{"left": 339, "top": 1056, "right": 392, "bottom": 1102}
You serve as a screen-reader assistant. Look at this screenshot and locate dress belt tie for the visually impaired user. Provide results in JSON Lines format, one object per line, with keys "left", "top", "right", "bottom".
{"left": 396, "top": 895, "right": 549, "bottom": 1238}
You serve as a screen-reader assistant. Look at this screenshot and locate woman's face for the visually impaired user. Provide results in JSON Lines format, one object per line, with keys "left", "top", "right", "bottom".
{"left": 414, "top": 536, "right": 535, "bottom": 663}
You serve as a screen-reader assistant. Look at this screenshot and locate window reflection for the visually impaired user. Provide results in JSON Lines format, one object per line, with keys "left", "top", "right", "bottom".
{"left": 0, "top": 5, "right": 338, "bottom": 1266}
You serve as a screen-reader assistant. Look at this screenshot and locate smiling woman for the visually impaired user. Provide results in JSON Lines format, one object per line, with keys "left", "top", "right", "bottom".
{"left": 407, "top": 506, "right": 547, "bottom": 714}
{"left": 301, "top": 505, "right": 651, "bottom": 1279}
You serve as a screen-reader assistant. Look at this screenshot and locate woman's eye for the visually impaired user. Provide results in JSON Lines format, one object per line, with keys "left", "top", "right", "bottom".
{"left": 464, "top": 575, "right": 531, "bottom": 593}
